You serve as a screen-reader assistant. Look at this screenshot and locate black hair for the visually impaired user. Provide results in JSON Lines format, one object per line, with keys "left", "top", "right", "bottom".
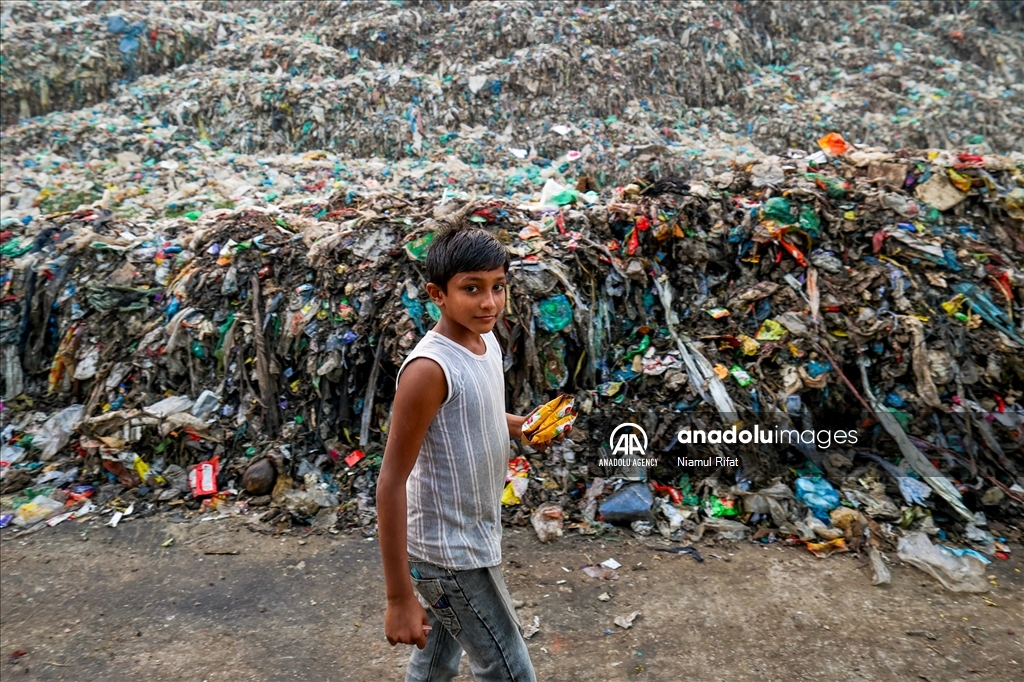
{"left": 425, "top": 225, "right": 510, "bottom": 292}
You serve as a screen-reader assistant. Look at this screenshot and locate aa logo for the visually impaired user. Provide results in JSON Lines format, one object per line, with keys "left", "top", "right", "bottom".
{"left": 610, "top": 423, "right": 648, "bottom": 456}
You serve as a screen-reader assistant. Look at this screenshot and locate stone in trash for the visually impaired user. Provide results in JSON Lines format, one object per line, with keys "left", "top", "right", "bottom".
{"left": 242, "top": 458, "right": 277, "bottom": 496}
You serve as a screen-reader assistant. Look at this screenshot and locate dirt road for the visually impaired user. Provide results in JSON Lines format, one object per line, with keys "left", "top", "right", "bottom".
{"left": 1, "top": 516, "right": 1021, "bottom": 681}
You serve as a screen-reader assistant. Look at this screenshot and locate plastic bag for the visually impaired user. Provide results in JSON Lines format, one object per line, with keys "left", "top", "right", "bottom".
{"left": 598, "top": 483, "right": 653, "bottom": 524}
{"left": 34, "top": 405, "right": 85, "bottom": 460}
{"left": 191, "top": 390, "right": 220, "bottom": 419}
{"left": 795, "top": 477, "right": 840, "bottom": 518}
{"left": 242, "top": 458, "right": 277, "bottom": 495}
{"left": 658, "top": 498, "right": 686, "bottom": 531}
{"left": 502, "top": 457, "right": 531, "bottom": 505}
{"left": 761, "top": 196, "right": 796, "bottom": 224}
{"left": 1, "top": 444, "right": 27, "bottom": 465}
{"left": 531, "top": 503, "right": 564, "bottom": 543}
{"left": 702, "top": 517, "right": 749, "bottom": 540}
{"left": 739, "top": 482, "right": 794, "bottom": 527}
{"left": 144, "top": 395, "right": 194, "bottom": 418}
{"left": 13, "top": 495, "right": 65, "bottom": 527}
{"left": 700, "top": 518, "right": 749, "bottom": 532}
{"left": 869, "top": 547, "right": 891, "bottom": 586}
{"left": 897, "top": 532, "right": 987, "bottom": 593}
{"left": 818, "top": 132, "right": 851, "bottom": 156}
{"left": 282, "top": 487, "right": 338, "bottom": 517}
{"left": 804, "top": 514, "right": 844, "bottom": 541}
{"left": 535, "top": 294, "right": 573, "bottom": 333}
{"left": 706, "top": 495, "right": 739, "bottom": 518}
{"left": 806, "top": 538, "right": 848, "bottom": 558}
{"left": 539, "top": 179, "right": 577, "bottom": 206}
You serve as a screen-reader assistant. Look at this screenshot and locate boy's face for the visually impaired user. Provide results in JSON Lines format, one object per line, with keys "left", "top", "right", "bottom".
{"left": 427, "top": 267, "right": 507, "bottom": 334}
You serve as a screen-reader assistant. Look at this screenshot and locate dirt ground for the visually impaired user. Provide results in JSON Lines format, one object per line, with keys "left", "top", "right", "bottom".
{"left": 1, "top": 515, "right": 1021, "bottom": 682}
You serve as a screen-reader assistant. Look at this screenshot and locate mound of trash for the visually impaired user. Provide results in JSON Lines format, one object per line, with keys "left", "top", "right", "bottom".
{"left": 2, "top": 1, "right": 1022, "bottom": 590}
{"left": 3, "top": 1, "right": 1023, "bottom": 163}
{"left": 2, "top": 137, "right": 1022, "bottom": 589}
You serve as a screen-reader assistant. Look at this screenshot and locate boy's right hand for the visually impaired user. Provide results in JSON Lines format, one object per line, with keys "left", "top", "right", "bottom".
{"left": 385, "top": 594, "right": 430, "bottom": 649}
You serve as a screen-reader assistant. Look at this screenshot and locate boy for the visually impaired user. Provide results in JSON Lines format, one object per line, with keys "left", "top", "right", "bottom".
{"left": 377, "top": 225, "right": 565, "bottom": 681}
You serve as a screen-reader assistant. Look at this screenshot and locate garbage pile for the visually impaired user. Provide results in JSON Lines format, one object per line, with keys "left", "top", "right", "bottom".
{"left": 2, "top": 136, "right": 1022, "bottom": 589}
{"left": 2, "top": 1, "right": 1023, "bottom": 591}
{"left": 4, "top": 1, "right": 1023, "bottom": 170}
{"left": 4, "top": 1, "right": 1023, "bottom": 228}
{"left": 0, "top": 101, "right": 764, "bottom": 223}
{"left": 0, "top": 0, "right": 219, "bottom": 127}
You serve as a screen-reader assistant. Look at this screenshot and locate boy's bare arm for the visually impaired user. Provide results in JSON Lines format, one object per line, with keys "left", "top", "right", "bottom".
{"left": 506, "top": 413, "right": 527, "bottom": 440}
{"left": 378, "top": 358, "right": 446, "bottom": 648}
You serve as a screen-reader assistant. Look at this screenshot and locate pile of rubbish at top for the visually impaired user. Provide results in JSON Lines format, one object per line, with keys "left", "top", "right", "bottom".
{"left": 2, "top": 134, "right": 1023, "bottom": 590}
{"left": 3, "top": 1, "right": 1023, "bottom": 179}
{"left": 0, "top": 0, "right": 218, "bottom": 127}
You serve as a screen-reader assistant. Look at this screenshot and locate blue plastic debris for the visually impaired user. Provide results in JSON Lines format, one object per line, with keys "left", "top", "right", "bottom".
{"left": 885, "top": 392, "right": 907, "bottom": 409}
{"left": 598, "top": 483, "right": 654, "bottom": 524}
{"left": 535, "top": 293, "right": 573, "bottom": 333}
{"left": 795, "top": 477, "right": 840, "bottom": 520}
{"left": 806, "top": 360, "right": 832, "bottom": 378}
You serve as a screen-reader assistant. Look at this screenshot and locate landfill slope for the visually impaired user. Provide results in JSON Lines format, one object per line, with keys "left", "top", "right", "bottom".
{"left": 0, "top": 1, "right": 1022, "bottom": 588}
{"left": 3, "top": 1, "right": 1024, "bottom": 159}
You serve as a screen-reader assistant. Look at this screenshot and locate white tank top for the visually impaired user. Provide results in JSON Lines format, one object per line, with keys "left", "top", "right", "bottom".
{"left": 394, "top": 329, "right": 509, "bottom": 570}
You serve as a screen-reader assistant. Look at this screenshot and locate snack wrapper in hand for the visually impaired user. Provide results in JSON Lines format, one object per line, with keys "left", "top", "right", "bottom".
{"left": 521, "top": 394, "right": 576, "bottom": 446}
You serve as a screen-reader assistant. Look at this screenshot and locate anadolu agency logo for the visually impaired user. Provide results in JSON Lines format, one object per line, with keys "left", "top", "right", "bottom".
{"left": 599, "top": 423, "right": 658, "bottom": 467}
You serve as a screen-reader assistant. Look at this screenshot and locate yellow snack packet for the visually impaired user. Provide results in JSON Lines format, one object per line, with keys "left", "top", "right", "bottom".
{"left": 521, "top": 394, "right": 576, "bottom": 445}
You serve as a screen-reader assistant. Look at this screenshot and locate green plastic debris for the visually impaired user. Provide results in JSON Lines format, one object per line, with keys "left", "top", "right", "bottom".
{"left": 761, "top": 196, "right": 796, "bottom": 224}
{"left": 892, "top": 409, "right": 912, "bottom": 431}
{"left": 540, "top": 179, "right": 580, "bottom": 206}
{"left": 401, "top": 291, "right": 426, "bottom": 334}
{"left": 541, "top": 335, "right": 568, "bottom": 389}
{"left": 729, "top": 365, "right": 753, "bottom": 386}
{"left": 624, "top": 335, "right": 651, "bottom": 360}
{"left": 38, "top": 189, "right": 99, "bottom": 214}
{"left": 707, "top": 495, "right": 739, "bottom": 517}
{"left": 798, "top": 205, "right": 821, "bottom": 237}
{"left": 792, "top": 462, "right": 825, "bottom": 478}
{"left": 804, "top": 173, "right": 849, "bottom": 198}
{"left": 755, "top": 319, "right": 786, "bottom": 341}
{"left": 184, "top": 210, "right": 201, "bottom": 221}
{"left": 550, "top": 189, "right": 579, "bottom": 206}
{"left": 213, "top": 313, "right": 236, "bottom": 370}
{"left": 10, "top": 487, "right": 56, "bottom": 509}
{"left": 919, "top": 204, "right": 942, "bottom": 224}
{"left": 0, "top": 239, "right": 33, "bottom": 258}
{"left": 405, "top": 232, "right": 435, "bottom": 261}
{"left": 677, "top": 475, "right": 700, "bottom": 507}
{"left": 535, "top": 293, "right": 573, "bottom": 333}
{"left": 426, "top": 300, "right": 441, "bottom": 322}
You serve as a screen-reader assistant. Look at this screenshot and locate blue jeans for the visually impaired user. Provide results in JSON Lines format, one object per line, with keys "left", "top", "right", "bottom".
{"left": 405, "top": 559, "right": 537, "bottom": 682}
